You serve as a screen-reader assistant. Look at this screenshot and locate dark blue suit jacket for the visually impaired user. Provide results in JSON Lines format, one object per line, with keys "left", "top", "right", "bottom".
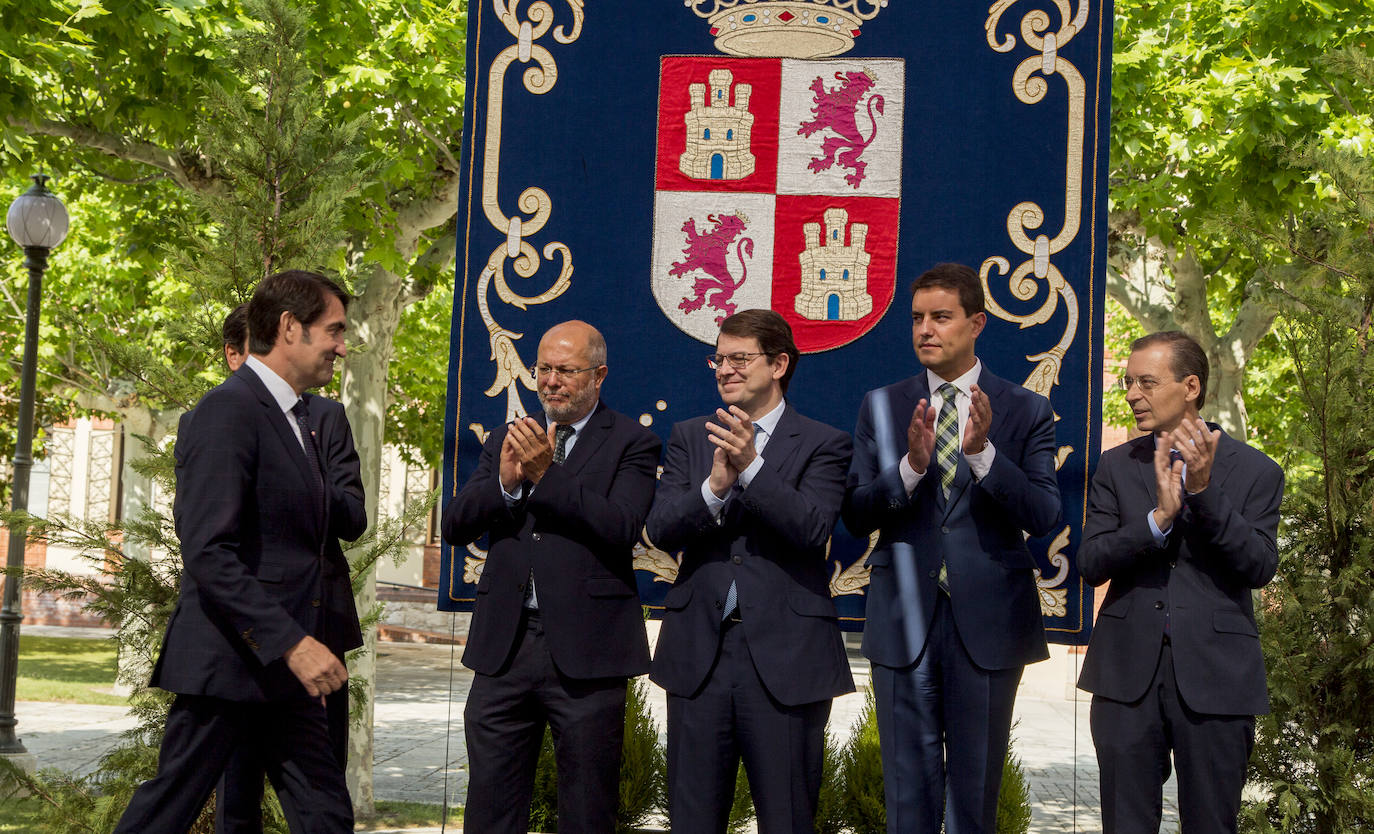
{"left": 647, "top": 404, "right": 855, "bottom": 707}
{"left": 1076, "top": 428, "right": 1282, "bottom": 716}
{"left": 154, "top": 366, "right": 364, "bottom": 701}
{"left": 302, "top": 393, "right": 366, "bottom": 656}
{"left": 843, "top": 369, "right": 1060, "bottom": 671}
{"left": 443, "top": 402, "right": 660, "bottom": 680}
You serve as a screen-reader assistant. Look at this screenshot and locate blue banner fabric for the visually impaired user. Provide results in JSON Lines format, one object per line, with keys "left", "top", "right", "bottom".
{"left": 440, "top": 0, "right": 1112, "bottom": 645}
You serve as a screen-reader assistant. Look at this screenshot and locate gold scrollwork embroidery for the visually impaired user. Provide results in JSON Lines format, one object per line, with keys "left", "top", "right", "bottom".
{"left": 829, "top": 530, "right": 879, "bottom": 597}
{"left": 982, "top": 1, "right": 1092, "bottom": 618}
{"left": 478, "top": 1, "right": 585, "bottom": 423}
{"left": 1033, "top": 525, "right": 1072, "bottom": 617}
{"left": 634, "top": 532, "right": 682, "bottom": 584}
{"left": 980, "top": 0, "right": 1089, "bottom": 402}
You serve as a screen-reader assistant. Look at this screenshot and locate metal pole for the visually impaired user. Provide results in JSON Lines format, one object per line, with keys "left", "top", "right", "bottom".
{"left": 0, "top": 244, "right": 47, "bottom": 755}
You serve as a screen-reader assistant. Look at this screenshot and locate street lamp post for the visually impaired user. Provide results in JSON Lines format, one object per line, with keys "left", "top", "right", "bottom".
{"left": 0, "top": 174, "right": 69, "bottom": 760}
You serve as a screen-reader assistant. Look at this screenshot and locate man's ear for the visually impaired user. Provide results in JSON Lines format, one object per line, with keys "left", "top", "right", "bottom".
{"left": 770, "top": 351, "right": 790, "bottom": 381}
{"left": 278, "top": 310, "right": 298, "bottom": 345}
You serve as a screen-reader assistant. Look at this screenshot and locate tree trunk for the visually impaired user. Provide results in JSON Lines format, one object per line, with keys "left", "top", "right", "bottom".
{"left": 339, "top": 263, "right": 409, "bottom": 818}
{"left": 1105, "top": 215, "right": 1276, "bottom": 438}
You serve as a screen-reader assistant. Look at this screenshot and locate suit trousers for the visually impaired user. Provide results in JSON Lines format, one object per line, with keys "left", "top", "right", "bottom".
{"left": 113, "top": 694, "right": 352, "bottom": 834}
{"left": 215, "top": 684, "right": 350, "bottom": 834}
{"left": 665, "top": 617, "right": 832, "bottom": 834}
{"left": 872, "top": 594, "right": 1022, "bottom": 834}
{"left": 463, "top": 611, "right": 628, "bottom": 834}
{"left": 1091, "top": 641, "right": 1255, "bottom": 834}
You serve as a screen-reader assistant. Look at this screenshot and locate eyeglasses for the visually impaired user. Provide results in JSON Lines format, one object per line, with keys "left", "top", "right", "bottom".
{"left": 1116, "top": 375, "right": 1169, "bottom": 393}
{"left": 706, "top": 352, "right": 772, "bottom": 370}
{"left": 529, "top": 364, "right": 599, "bottom": 380}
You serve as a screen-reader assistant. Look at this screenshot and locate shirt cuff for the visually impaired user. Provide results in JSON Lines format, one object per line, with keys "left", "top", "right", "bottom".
{"left": 966, "top": 440, "right": 995, "bottom": 480}
{"left": 501, "top": 482, "right": 524, "bottom": 505}
{"left": 898, "top": 456, "right": 924, "bottom": 495}
{"left": 1147, "top": 509, "right": 1171, "bottom": 546}
{"left": 737, "top": 455, "right": 765, "bottom": 489}
{"left": 701, "top": 478, "right": 728, "bottom": 521}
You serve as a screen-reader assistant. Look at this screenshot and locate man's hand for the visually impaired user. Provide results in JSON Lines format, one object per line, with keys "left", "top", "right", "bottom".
{"left": 1172, "top": 416, "right": 1221, "bottom": 494}
{"left": 708, "top": 445, "right": 738, "bottom": 498}
{"left": 508, "top": 417, "right": 555, "bottom": 484}
{"left": 498, "top": 429, "right": 525, "bottom": 493}
{"left": 284, "top": 635, "right": 347, "bottom": 698}
{"left": 963, "top": 385, "right": 992, "bottom": 455}
{"left": 706, "top": 406, "right": 758, "bottom": 472}
{"left": 1152, "top": 431, "right": 1184, "bottom": 531}
{"left": 906, "top": 399, "right": 936, "bottom": 474}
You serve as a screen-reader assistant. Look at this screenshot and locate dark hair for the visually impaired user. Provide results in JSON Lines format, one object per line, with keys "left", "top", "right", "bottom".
{"left": 718, "top": 309, "right": 799, "bottom": 393}
{"left": 1131, "top": 330, "right": 1209, "bottom": 409}
{"left": 910, "top": 262, "right": 985, "bottom": 318}
{"left": 221, "top": 303, "right": 248, "bottom": 353}
{"left": 246, "top": 270, "right": 349, "bottom": 355}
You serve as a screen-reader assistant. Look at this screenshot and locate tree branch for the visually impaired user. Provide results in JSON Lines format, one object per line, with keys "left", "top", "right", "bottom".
{"left": 392, "top": 168, "right": 461, "bottom": 259}
{"left": 400, "top": 104, "right": 461, "bottom": 174}
{"left": 75, "top": 159, "right": 173, "bottom": 186}
{"left": 9, "top": 116, "right": 220, "bottom": 194}
{"left": 1167, "top": 246, "right": 1218, "bottom": 341}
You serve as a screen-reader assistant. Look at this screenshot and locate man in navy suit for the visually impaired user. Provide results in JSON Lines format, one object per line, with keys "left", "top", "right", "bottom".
{"left": 114, "top": 270, "right": 359, "bottom": 833}
{"left": 844, "top": 262, "right": 1061, "bottom": 833}
{"left": 1077, "top": 331, "right": 1282, "bottom": 833}
{"left": 209, "top": 303, "right": 366, "bottom": 834}
{"left": 443, "top": 320, "right": 661, "bottom": 834}
{"left": 649, "top": 309, "right": 854, "bottom": 834}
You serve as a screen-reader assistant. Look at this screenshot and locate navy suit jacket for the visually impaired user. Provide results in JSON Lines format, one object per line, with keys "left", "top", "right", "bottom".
{"left": 843, "top": 369, "right": 1060, "bottom": 671}
{"left": 443, "top": 402, "right": 660, "bottom": 680}
{"left": 647, "top": 404, "right": 855, "bottom": 707}
{"left": 1076, "top": 428, "right": 1282, "bottom": 716}
{"left": 153, "top": 366, "right": 363, "bottom": 701}
{"left": 301, "top": 393, "right": 366, "bottom": 656}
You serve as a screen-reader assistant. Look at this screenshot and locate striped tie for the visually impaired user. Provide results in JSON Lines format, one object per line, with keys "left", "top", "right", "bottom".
{"left": 935, "top": 383, "right": 960, "bottom": 500}
{"left": 934, "top": 383, "right": 959, "bottom": 595}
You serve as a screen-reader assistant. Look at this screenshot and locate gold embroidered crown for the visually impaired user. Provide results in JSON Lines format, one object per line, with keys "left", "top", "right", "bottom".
{"left": 686, "top": 0, "right": 887, "bottom": 59}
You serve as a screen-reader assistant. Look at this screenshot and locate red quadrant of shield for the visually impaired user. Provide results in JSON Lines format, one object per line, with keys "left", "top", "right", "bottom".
{"left": 656, "top": 56, "right": 781, "bottom": 194}
{"left": 771, "top": 194, "right": 898, "bottom": 353}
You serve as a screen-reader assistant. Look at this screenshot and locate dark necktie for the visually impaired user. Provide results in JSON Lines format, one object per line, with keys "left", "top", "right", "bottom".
{"left": 291, "top": 399, "right": 325, "bottom": 514}
{"left": 525, "top": 424, "right": 574, "bottom": 611}
{"left": 552, "top": 424, "right": 573, "bottom": 464}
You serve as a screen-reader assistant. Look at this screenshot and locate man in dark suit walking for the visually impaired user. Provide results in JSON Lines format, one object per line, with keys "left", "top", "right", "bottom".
{"left": 844, "top": 262, "right": 1061, "bottom": 833}
{"left": 114, "top": 270, "right": 359, "bottom": 833}
{"left": 208, "top": 304, "right": 366, "bottom": 833}
{"left": 1077, "top": 331, "right": 1283, "bottom": 833}
{"left": 648, "top": 309, "right": 854, "bottom": 834}
{"left": 443, "top": 320, "right": 661, "bottom": 834}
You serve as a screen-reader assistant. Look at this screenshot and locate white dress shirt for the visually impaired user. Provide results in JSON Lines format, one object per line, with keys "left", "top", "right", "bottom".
{"left": 898, "top": 359, "right": 997, "bottom": 495}
{"left": 701, "top": 397, "right": 787, "bottom": 517}
{"left": 243, "top": 355, "right": 306, "bottom": 450}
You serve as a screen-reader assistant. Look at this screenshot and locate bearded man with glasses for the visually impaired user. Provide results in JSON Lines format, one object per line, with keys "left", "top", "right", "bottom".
{"left": 647, "top": 308, "right": 854, "bottom": 834}
{"left": 442, "top": 320, "right": 661, "bottom": 834}
{"left": 1078, "top": 330, "right": 1283, "bottom": 833}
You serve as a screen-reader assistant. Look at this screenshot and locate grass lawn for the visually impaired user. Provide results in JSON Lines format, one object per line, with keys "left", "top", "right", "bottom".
{"left": 16, "top": 634, "right": 127, "bottom": 706}
{"left": 0, "top": 796, "right": 42, "bottom": 832}
{"left": 359, "top": 799, "right": 452, "bottom": 829}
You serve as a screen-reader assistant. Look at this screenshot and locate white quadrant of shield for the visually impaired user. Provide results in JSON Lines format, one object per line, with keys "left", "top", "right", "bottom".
{"left": 778, "top": 58, "right": 905, "bottom": 199}
{"left": 651, "top": 190, "right": 777, "bottom": 346}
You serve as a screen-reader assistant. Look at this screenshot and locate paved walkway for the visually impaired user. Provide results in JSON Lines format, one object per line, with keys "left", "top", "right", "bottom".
{"left": 13, "top": 625, "right": 1179, "bottom": 832}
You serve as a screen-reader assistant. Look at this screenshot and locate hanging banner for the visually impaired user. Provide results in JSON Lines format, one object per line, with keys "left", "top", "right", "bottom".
{"left": 441, "top": 0, "right": 1113, "bottom": 644}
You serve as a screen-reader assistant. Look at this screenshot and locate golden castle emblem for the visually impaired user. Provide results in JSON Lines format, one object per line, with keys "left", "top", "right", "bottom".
{"left": 686, "top": 0, "right": 888, "bottom": 58}
{"left": 795, "top": 207, "right": 873, "bottom": 322}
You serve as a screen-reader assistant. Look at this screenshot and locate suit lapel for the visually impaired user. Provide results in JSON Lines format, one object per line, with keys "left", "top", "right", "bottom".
{"left": 757, "top": 403, "right": 803, "bottom": 479}
{"left": 555, "top": 403, "right": 611, "bottom": 474}
{"left": 236, "top": 367, "right": 324, "bottom": 533}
